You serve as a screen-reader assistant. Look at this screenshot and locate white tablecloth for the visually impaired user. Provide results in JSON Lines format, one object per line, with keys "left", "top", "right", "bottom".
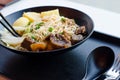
{"left": 1, "top": 0, "right": 120, "bottom": 38}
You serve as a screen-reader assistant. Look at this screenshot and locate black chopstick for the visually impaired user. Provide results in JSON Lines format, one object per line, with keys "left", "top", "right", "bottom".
{"left": 0, "top": 20, "right": 17, "bottom": 36}
{"left": 0, "top": 12, "right": 20, "bottom": 37}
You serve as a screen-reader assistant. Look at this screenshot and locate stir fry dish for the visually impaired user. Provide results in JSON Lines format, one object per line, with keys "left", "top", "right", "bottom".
{"left": 1, "top": 9, "right": 86, "bottom": 52}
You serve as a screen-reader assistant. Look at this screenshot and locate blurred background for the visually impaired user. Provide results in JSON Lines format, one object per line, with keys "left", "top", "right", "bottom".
{"left": 68, "top": 0, "right": 120, "bottom": 13}
{"left": 0, "top": 0, "right": 17, "bottom": 9}
{"left": 1, "top": 0, "right": 120, "bottom": 14}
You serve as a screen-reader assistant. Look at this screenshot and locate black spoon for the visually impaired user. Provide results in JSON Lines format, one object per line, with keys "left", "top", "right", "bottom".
{"left": 82, "top": 46, "right": 115, "bottom": 80}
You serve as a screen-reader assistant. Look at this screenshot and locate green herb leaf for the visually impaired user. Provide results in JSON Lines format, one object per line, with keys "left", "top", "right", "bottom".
{"left": 35, "top": 25, "right": 40, "bottom": 30}
{"left": 48, "top": 27, "right": 54, "bottom": 32}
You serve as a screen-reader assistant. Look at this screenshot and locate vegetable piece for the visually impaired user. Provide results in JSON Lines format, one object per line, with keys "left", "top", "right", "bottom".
{"left": 1, "top": 35, "right": 24, "bottom": 47}
{"left": 13, "top": 17, "right": 30, "bottom": 27}
{"left": 31, "top": 35, "right": 36, "bottom": 40}
{"left": 35, "top": 22, "right": 44, "bottom": 30}
{"left": 61, "top": 17, "right": 66, "bottom": 22}
{"left": 27, "top": 22, "right": 31, "bottom": 26}
{"left": 30, "top": 42, "right": 47, "bottom": 51}
{"left": 35, "top": 26, "right": 40, "bottom": 30}
{"left": 23, "top": 12, "right": 41, "bottom": 22}
{"left": 48, "top": 27, "right": 54, "bottom": 32}
{"left": 40, "top": 9, "right": 60, "bottom": 18}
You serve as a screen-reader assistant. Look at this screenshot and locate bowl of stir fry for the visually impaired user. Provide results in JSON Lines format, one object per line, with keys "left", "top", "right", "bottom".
{"left": 0, "top": 6, "right": 94, "bottom": 55}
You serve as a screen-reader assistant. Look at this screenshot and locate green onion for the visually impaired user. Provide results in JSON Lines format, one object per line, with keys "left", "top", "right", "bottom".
{"left": 25, "top": 27, "right": 31, "bottom": 33}
{"left": 61, "top": 17, "right": 66, "bottom": 22}
{"left": 35, "top": 25, "right": 40, "bottom": 30}
{"left": 35, "top": 22, "right": 44, "bottom": 30}
{"left": 27, "top": 22, "right": 31, "bottom": 26}
{"left": 31, "top": 35, "right": 36, "bottom": 40}
{"left": 48, "top": 27, "right": 54, "bottom": 32}
{"left": 25, "top": 22, "right": 31, "bottom": 27}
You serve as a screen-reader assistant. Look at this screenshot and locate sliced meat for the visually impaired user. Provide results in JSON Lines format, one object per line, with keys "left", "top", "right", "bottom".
{"left": 75, "top": 26, "right": 86, "bottom": 35}
{"left": 50, "top": 34, "right": 71, "bottom": 48}
{"left": 21, "top": 38, "right": 35, "bottom": 51}
{"left": 71, "top": 34, "right": 84, "bottom": 44}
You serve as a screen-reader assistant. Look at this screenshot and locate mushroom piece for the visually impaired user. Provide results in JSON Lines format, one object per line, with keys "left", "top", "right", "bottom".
{"left": 50, "top": 34, "right": 71, "bottom": 48}
{"left": 21, "top": 38, "right": 35, "bottom": 51}
{"left": 71, "top": 34, "right": 84, "bottom": 44}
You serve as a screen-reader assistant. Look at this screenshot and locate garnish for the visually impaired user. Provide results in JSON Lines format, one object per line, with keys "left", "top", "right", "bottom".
{"left": 31, "top": 35, "right": 36, "bottom": 40}
{"left": 61, "top": 17, "right": 66, "bottom": 22}
{"left": 27, "top": 22, "right": 31, "bottom": 26}
{"left": 48, "top": 27, "right": 54, "bottom": 32}
{"left": 35, "top": 22, "right": 44, "bottom": 30}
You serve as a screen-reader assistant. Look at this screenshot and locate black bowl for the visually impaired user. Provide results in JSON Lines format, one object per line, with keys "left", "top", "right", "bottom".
{"left": 0, "top": 6, "right": 94, "bottom": 55}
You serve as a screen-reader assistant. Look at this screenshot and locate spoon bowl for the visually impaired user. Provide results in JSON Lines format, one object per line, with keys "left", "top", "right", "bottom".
{"left": 82, "top": 46, "right": 115, "bottom": 80}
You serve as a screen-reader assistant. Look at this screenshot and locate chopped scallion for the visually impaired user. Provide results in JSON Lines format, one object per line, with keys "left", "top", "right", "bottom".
{"left": 35, "top": 25, "right": 40, "bottom": 30}
{"left": 27, "top": 22, "right": 31, "bottom": 26}
{"left": 48, "top": 27, "right": 54, "bottom": 32}
{"left": 31, "top": 35, "right": 36, "bottom": 40}
{"left": 35, "top": 22, "right": 44, "bottom": 30}
{"left": 61, "top": 17, "right": 66, "bottom": 22}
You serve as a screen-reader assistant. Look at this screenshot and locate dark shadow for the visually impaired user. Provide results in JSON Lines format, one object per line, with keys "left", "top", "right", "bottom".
{"left": 2, "top": 48, "right": 85, "bottom": 80}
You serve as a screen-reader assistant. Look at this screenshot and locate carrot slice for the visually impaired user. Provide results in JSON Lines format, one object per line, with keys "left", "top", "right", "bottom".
{"left": 30, "top": 42, "right": 47, "bottom": 51}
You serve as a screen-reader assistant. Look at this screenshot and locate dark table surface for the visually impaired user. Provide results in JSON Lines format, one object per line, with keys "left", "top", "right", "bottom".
{"left": 0, "top": 32, "right": 120, "bottom": 80}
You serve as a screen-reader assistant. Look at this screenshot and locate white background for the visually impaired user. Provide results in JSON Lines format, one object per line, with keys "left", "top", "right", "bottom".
{"left": 68, "top": 0, "right": 120, "bottom": 14}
